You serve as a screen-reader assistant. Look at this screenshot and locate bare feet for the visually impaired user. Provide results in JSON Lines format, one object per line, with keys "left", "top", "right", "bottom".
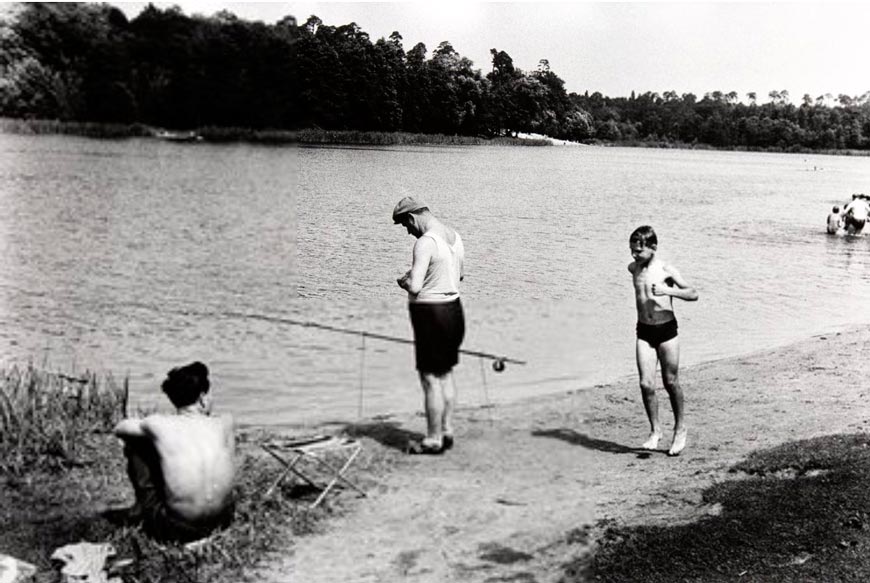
{"left": 668, "top": 428, "right": 687, "bottom": 456}
{"left": 641, "top": 432, "right": 662, "bottom": 450}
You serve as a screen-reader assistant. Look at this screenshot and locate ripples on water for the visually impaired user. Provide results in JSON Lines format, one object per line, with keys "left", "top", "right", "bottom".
{"left": 1, "top": 135, "right": 870, "bottom": 425}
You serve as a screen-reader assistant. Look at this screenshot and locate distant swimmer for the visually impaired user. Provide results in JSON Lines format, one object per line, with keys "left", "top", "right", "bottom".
{"left": 827, "top": 205, "right": 843, "bottom": 234}
{"left": 628, "top": 226, "right": 699, "bottom": 456}
{"left": 843, "top": 194, "right": 870, "bottom": 234}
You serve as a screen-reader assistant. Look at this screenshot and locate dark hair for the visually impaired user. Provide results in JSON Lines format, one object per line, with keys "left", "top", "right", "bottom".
{"left": 629, "top": 225, "right": 658, "bottom": 248}
{"left": 833, "top": 205, "right": 840, "bottom": 212}
{"left": 161, "top": 361, "right": 210, "bottom": 408}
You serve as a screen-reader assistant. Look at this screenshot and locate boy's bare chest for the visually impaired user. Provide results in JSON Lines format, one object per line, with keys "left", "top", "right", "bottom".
{"left": 633, "top": 265, "right": 667, "bottom": 294}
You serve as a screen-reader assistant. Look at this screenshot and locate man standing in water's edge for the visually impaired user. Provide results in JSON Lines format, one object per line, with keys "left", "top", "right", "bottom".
{"left": 394, "top": 196, "right": 466, "bottom": 455}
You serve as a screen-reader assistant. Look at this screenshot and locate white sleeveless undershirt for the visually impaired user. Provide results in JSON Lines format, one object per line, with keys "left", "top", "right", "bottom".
{"left": 409, "top": 231, "right": 464, "bottom": 304}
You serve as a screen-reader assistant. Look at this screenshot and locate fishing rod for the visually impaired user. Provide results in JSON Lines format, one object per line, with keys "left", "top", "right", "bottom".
{"left": 222, "top": 310, "right": 525, "bottom": 372}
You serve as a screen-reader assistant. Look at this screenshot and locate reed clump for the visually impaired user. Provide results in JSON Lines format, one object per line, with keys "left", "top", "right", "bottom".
{"left": 0, "top": 365, "right": 128, "bottom": 474}
{"left": 0, "top": 117, "right": 153, "bottom": 138}
{"left": 199, "top": 126, "right": 519, "bottom": 146}
{"left": 1, "top": 118, "right": 554, "bottom": 146}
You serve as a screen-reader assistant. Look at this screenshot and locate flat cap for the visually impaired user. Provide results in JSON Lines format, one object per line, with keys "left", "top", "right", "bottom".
{"left": 392, "top": 196, "right": 428, "bottom": 223}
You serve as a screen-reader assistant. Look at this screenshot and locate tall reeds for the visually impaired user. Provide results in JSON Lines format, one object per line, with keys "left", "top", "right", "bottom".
{"left": 0, "top": 117, "right": 153, "bottom": 138}
{"left": 0, "top": 118, "right": 554, "bottom": 146}
{"left": 0, "top": 365, "right": 128, "bottom": 474}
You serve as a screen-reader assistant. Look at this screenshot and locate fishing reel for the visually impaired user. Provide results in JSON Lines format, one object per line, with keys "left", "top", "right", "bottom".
{"left": 492, "top": 358, "right": 506, "bottom": 373}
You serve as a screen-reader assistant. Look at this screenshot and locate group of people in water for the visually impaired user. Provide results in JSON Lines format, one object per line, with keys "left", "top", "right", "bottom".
{"left": 828, "top": 193, "right": 870, "bottom": 235}
{"left": 109, "top": 198, "right": 699, "bottom": 544}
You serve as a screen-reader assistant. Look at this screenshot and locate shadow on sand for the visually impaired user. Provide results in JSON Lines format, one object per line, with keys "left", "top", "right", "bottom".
{"left": 531, "top": 428, "right": 656, "bottom": 458}
{"left": 566, "top": 433, "right": 870, "bottom": 582}
{"left": 346, "top": 421, "right": 423, "bottom": 453}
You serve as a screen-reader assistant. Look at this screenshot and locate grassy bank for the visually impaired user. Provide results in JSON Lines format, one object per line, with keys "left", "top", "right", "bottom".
{"left": 6, "top": 117, "right": 870, "bottom": 154}
{"left": 0, "top": 365, "right": 389, "bottom": 582}
{"left": 595, "top": 136, "right": 870, "bottom": 156}
{"left": 570, "top": 433, "right": 870, "bottom": 582}
{"left": 0, "top": 117, "right": 154, "bottom": 139}
{"left": 0, "top": 118, "right": 552, "bottom": 146}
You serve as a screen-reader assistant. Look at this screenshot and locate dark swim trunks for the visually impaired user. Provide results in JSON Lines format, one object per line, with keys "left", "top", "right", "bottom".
{"left": 409, "top": 298, "right": 465, "bottom": 375}
{"left": 845, "top": 215, "right": 866, "bottom": 231}
{"left": 636, "top": 319, "right": 678, "bottom": 347}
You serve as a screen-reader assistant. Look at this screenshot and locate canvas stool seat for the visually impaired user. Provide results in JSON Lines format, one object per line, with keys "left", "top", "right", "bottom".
{"left": 261, "top": 435, "right": 366, "bottom": 508}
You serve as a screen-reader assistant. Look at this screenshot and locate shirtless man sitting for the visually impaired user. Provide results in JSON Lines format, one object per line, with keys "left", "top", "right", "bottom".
{"left": 113, "top": 362, "right": 235, "bottom": 542}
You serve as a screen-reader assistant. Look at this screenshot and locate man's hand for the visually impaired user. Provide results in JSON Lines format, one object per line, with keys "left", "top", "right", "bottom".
{"left": 397, "top": 270, "right": 411, "bottom": 289}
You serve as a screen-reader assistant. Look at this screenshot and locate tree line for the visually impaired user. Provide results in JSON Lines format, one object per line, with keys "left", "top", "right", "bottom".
{"left": 2, "top": 3, "right": 869, "bottom": 150}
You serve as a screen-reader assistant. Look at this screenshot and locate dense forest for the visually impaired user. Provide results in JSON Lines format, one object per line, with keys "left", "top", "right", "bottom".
{"left": 2, "top": 2, "right": 870, "bottom": 150}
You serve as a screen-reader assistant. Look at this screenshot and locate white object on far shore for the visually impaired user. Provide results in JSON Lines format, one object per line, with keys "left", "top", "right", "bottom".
{"left": 515, "top": 132, "right": 585, "bottom": 146}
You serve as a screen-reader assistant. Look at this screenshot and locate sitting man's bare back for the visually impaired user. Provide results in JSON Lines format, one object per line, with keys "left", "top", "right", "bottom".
{"left": 114, "top": 362, "right": 235, "bottom": 542}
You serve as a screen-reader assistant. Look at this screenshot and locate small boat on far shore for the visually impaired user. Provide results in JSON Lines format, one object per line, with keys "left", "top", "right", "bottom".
{"left": 154, "top": 130, "right": 204, "bottom": 143}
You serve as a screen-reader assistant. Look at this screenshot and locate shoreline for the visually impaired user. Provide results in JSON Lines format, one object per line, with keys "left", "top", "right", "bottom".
{"left": 3, "top": 324, "right": 868, "bottom": 580}
{"left": 266, "top": 323, "right": 870, "bottom": 582}
{"left": 5, "top": 119, "right": 870, "bottom": 156}
{"left": 259, "top": 320, "right": 866, "bottom": 433}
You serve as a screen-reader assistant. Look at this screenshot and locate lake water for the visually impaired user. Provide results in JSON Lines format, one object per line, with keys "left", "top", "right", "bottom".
{"left": 2, "top": 134, "right": 870, "bottom": 427}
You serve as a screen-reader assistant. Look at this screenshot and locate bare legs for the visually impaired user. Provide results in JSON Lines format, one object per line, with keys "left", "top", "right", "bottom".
{"left": 636, "top": 336, "right": 686, "bottom": 456}
{"left": 636, "top": 339, "right": 662, "bottom": 449}
{"left": 419, "top": 370, "right": 457, "bottom": 447}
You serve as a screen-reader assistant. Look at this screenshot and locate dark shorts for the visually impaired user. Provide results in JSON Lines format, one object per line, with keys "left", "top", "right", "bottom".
{"left": 409, "top": 298, "right": 465, "bottom": 375}
{"left": 144, "top": 497, "right": 235, "bottom": 544}
{"left": 845, "top": 215, "right": 866, "bottom": 231}
{"left": 636, "top": 319, "right": 678, "bottom": 348}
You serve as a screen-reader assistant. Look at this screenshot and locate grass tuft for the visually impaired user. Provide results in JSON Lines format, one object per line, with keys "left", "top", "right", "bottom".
{"left": 0, "top": 365, "right": 127, "bottom": 474}
{"left": 570, "top": 433, "right": 870, "bottom": 583}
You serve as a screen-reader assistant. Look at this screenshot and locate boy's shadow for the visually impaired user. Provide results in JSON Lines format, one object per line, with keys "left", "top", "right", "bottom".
{"left": 346, "top": 421, "right": 422, "bottom": 452}
{"left": 532, "top": 428, "right": 659, "bottom": 459}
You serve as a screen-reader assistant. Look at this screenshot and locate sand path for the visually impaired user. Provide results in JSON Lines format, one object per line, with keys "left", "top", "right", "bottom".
{"left": 266, "top": 326, "right": 870, "bottom": 582}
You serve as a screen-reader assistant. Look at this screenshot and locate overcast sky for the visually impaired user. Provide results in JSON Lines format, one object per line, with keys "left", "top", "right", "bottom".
{"left": 116, "top": 2, "right": 870, "bottom": 101}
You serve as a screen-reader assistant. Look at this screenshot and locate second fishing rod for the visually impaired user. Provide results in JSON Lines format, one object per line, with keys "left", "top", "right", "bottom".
{"left": 221, "top": 310, "right": 526, "bottom": 372}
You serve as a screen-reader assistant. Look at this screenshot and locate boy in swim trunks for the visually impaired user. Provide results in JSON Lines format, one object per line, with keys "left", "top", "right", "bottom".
{"left": 628, "top": 226, "right": 699, "bottom": 456}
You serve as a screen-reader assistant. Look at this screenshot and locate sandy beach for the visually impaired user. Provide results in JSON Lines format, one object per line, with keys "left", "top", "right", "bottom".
{"left": 260, "top": 324, "right": 870, "bottom": 582}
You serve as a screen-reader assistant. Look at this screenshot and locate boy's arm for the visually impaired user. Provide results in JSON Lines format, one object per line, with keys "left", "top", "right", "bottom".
{"left": 653, "top": 265, "right": 699, "bottom": 301}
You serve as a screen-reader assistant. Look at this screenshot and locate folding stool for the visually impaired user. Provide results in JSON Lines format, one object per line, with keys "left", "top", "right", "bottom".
{"left": 260, "top": 435, "right": 367, "bottom": 508}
